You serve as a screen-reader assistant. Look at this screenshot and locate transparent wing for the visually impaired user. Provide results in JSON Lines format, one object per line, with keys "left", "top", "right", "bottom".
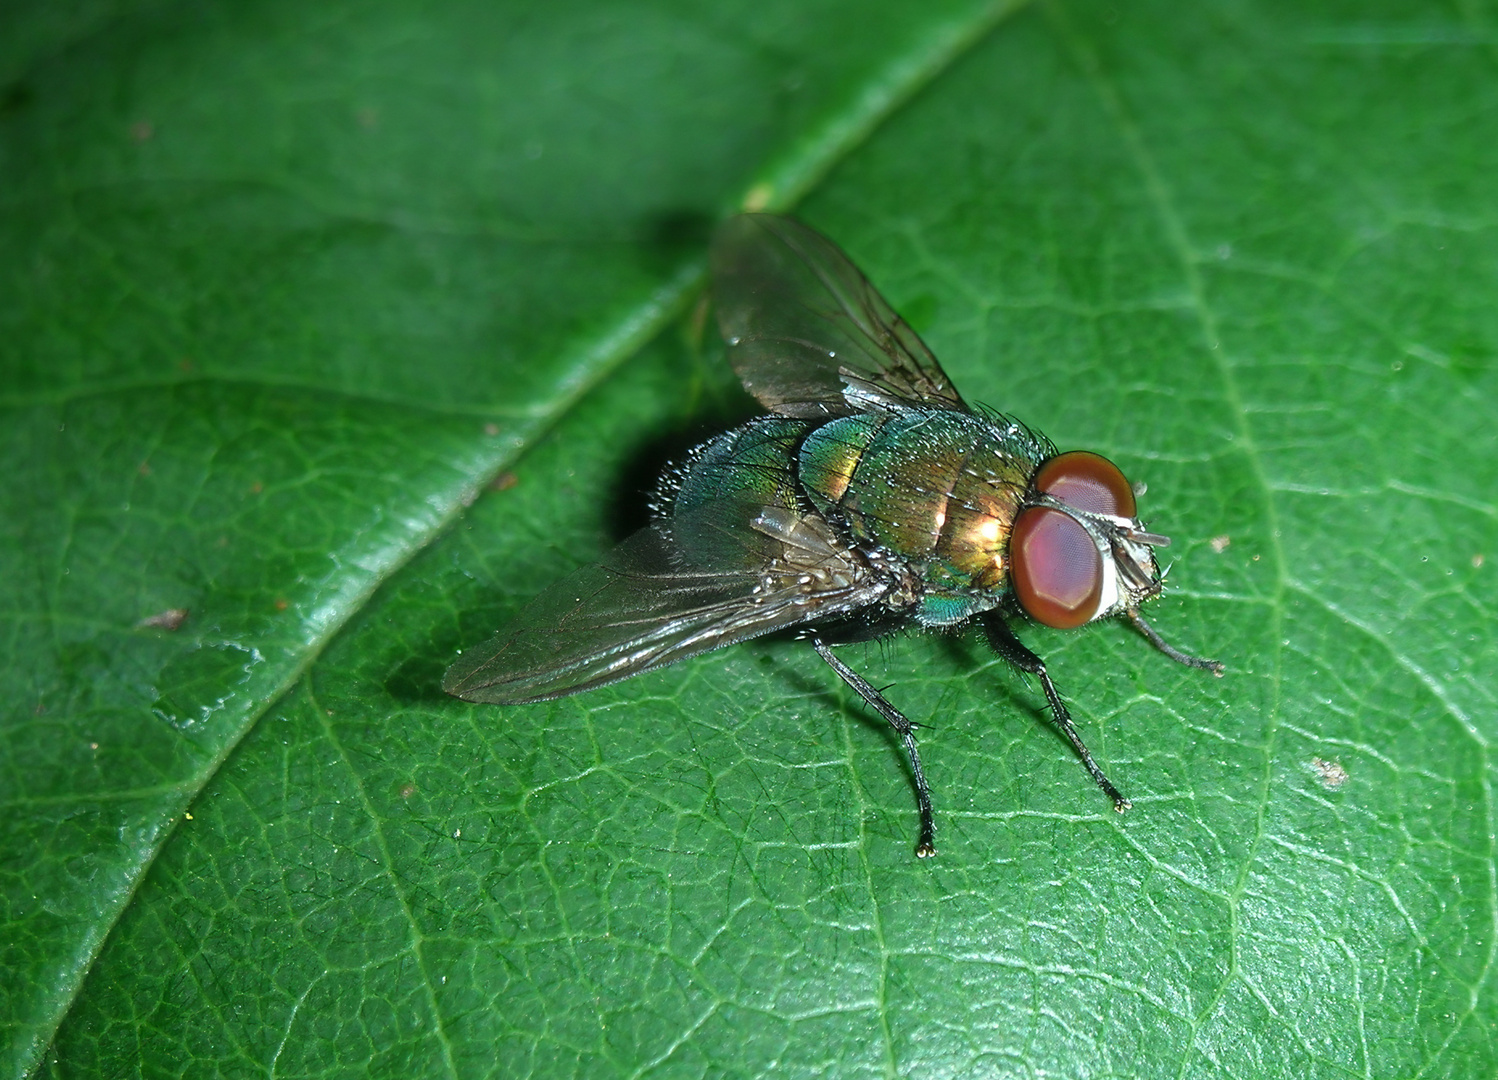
{"left": 443, "top": 503, "right": 888, "bottom": 704}
{"left": 712, "top": 214, "right": 968, "bottom": 417}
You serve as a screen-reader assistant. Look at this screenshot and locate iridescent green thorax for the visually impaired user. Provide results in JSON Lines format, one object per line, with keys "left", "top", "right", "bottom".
{"left": 800, "top": 410, "right": 1046, "bottom": 621}
{"left": 663, "top": 408, "right": 1050, "bottom": 626}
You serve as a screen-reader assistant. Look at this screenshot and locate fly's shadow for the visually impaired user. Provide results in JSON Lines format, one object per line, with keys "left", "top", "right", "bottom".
{"left": 604, "top": 374, "right": 757, "bottom": 539}
{"left": 405, "top": 268, "right": 753, "bottom": 707}
{"left": 630, "top": 209, "right": 715, "bottom": 279}
{"left": 760, "top": 629, "right": 1057, "bottom": 784}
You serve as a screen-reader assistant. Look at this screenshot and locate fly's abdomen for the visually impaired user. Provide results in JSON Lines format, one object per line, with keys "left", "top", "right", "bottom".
{"left": 667, "top": 416, "right": 812, "bottom": 515}
{"left": 660, "top": 416, "right": 814, "bottom": 570}
{"left": 799, "top": 410, "right": 1039, "bottom": 601}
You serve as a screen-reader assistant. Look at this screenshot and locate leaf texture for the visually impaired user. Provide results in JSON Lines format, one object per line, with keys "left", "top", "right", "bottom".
{"left": 2, "top": 0, "right": 1495, "bottom": 1077}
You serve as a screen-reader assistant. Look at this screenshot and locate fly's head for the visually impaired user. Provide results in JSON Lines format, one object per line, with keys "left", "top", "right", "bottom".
{"left": 1009, "top": 450, "right": 1174, "bottom": 629}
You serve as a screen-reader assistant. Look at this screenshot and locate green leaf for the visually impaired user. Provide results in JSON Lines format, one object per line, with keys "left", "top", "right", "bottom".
{"left": 4, "top": 0, "right": 1494, "bottom": 1076}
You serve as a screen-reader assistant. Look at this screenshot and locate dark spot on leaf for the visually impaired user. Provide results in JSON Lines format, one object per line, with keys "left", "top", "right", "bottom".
{"left": 636, "top": 209, "right": 714, "bottom": 275}
{"left": 648, "top": 209, "right": 713, "bottom": 252}
{"left": 0, "top": 81, "right": 33, "bottom": 116}
{"left": 385, "top": 647, "right": 455, "bottom": 706}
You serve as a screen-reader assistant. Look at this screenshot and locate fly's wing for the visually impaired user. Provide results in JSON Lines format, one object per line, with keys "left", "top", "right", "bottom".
{"left": 443, "top": 502, "right": 888, "bottom": 704}
{"left": 712, "top": 214, "right": 968, "bottom": 417}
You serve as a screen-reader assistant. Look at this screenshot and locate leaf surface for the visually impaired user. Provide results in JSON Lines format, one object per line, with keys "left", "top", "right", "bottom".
{"left": 3, "top": 0, "right": 1494, "bottom": 1077}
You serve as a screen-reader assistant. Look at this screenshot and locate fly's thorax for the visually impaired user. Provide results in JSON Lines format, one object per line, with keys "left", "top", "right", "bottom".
{"left": 798, "top": 409, "right": 1044, "bottom": 608}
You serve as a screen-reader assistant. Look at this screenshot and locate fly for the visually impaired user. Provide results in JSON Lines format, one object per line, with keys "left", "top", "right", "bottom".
{"left": 445, "top": 214, "right": 1222, "bottom": 857}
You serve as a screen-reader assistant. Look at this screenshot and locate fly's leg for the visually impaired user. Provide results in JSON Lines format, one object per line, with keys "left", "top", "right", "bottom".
{"left": 812, "top": 636, "right": 937, "bottom": 858}
{"left": 982, "top": 614, "right": 1131, "bottom": 813}
{"left": 1126, "top": 607, "right": 1224, "bottom": 676}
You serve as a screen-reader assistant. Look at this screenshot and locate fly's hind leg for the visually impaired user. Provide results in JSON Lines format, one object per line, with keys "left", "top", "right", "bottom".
{"left": 812, "top": 636, "right": 937, "bottom": 858}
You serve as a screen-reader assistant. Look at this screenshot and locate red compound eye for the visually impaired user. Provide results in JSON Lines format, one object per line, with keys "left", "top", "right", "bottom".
{"left": 1010, "top": 506, "right": 1104, "bottom": 629}
{"left": 1034, "top": 451, "right": 1136, "bottom": 518}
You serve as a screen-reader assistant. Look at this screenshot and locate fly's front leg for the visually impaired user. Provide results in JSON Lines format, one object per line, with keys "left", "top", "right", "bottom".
{"left": 982, "top": 613, "right": 1131, "bottom": 812}
{"left": 812, "top": 636, "right": 937, "bottom": 858}
{"left": 1126, "top": 607, "right": 1224, "bottom": 676}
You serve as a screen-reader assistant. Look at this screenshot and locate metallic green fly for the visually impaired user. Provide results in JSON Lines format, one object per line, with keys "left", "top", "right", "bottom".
{"left": 446, "top": 214, "right": 1221, "bottom": 857}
